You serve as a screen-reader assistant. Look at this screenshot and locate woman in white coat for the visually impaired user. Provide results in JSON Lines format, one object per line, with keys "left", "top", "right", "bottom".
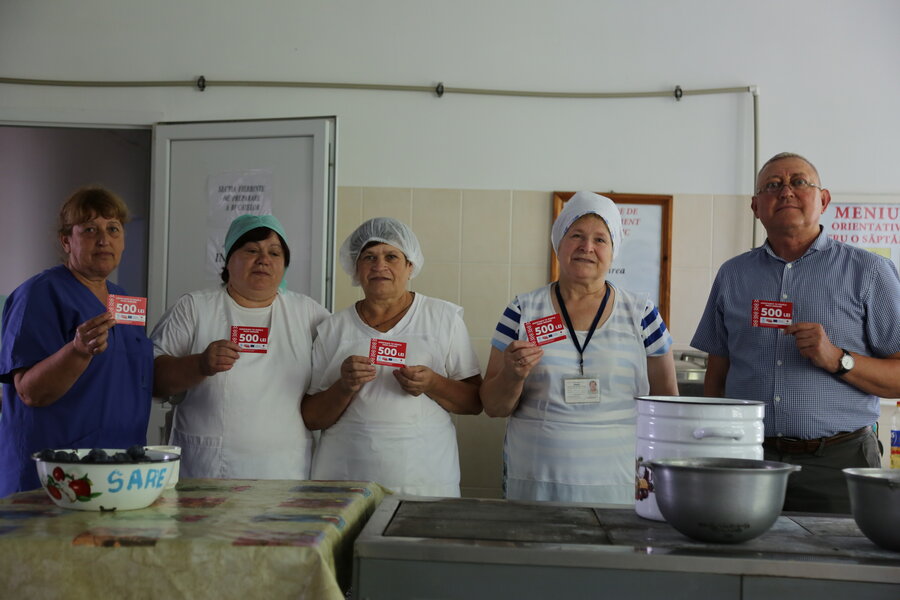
{"left": 302, "top": 218, "right": 482, "bottom": 497}
{"left": 151, "top": 214, "right": 329, "bottom": 479}
{"left": 480, "top": 192, "right": 678, "bottom": 504}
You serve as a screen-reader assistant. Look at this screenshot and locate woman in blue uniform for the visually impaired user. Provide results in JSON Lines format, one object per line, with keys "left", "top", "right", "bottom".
{"left": 0, "top": 186, "right": 153, "bottom": 497}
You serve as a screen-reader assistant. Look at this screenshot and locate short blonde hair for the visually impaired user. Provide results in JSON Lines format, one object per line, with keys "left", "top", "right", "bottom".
{"left": 57, "top": 185, "right": 130, "bottom": 237}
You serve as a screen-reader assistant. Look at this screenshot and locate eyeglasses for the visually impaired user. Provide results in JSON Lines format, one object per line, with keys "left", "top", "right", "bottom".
{"left": 755, "top": 178, "right": 822, "bottom": 196}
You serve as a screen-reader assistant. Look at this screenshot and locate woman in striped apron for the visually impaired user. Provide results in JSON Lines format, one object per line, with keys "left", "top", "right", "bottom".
{"left": 481, "top": 191, "right": 678, "bottom": 504}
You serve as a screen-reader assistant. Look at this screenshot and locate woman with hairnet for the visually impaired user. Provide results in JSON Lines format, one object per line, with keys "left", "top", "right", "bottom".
{"left": 151, "top": 214, "right": 329, "bottom": 479}
{"left": 481, "top": 192, "right": 678, "bottom": 504}
{"left": 302, "top": 217, "right": 482, "bottom": 497}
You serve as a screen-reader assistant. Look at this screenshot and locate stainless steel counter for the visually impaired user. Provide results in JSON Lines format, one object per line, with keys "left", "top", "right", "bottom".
{"left": 353, "top": 497, "right": 900, "bottom": 600}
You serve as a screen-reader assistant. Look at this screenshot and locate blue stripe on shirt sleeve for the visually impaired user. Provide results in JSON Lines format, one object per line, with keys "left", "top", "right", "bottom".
{"left": 503, "top": 306, "right": 521, "bottom": 324}
{"left": 641, "top": 306, "right": 660, "bottom": 330}
{"left": 496, "top": 322, "right": 517, "bottom": 340}
{"left": 644, "top": 327, "right": 663, "bottom": 348}
{"left": 491, "top": 338, "right": 509, "bottom": 352}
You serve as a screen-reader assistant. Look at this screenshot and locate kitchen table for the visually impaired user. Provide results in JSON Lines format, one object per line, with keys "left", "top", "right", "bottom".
{"left": 0, "top": 478, "right": 388, "bottom": 599}
{"left": 354, "top": 497, "right": 900, "bottom": 599}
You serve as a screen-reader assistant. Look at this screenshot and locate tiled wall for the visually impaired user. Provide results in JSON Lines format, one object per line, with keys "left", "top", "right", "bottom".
{"left": 335, "top": 187, "right": 757, "bottom": 498}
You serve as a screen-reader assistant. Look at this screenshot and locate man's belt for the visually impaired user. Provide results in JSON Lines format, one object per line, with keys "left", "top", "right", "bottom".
{"left": 763, "top": 427, "right": 870, "bottom": 455}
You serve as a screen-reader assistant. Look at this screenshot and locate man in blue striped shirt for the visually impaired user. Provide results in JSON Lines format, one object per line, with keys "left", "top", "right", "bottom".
{"left": 692, "top": 152, "right": 900, "bottom": 513}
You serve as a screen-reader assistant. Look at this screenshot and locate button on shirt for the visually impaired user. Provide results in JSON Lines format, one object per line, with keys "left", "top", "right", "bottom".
{"left": 691, "top": 230, "right": 900, "bottom": 439}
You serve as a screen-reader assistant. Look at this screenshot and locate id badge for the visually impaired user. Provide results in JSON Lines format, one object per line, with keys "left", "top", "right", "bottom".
{"left": 230, "top": 326, "right": 269, "bottom": 353}
{"left": 751, "top": 300, "right": 793, "bottom": 329}
{"left": 107, "top": 294, "right": 147, "bottom": 325}
{"left": 564, "top": 378, "right": 601, "bottom": 404}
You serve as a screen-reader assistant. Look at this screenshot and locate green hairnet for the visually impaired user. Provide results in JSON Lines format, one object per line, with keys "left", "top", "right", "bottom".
{"left": 224, "top": 214, "right": 288, "bottom": 256}
{"left": 223, "top": 214, "right": 289, "bottom": 289}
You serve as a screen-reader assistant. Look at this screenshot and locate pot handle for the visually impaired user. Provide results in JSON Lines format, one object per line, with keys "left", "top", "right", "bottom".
{"left": 692, "top": 427, "right": 745, "bottom": 440}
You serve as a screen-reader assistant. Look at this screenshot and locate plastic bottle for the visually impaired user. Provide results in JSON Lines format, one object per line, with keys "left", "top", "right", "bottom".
{"left": 892, "top": 401, "right": 900, "bottom": 469}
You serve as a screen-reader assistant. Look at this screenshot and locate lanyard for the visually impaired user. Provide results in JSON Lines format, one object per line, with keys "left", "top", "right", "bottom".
{"left": 554, "top": 281, "right": 610, "bottom": 375}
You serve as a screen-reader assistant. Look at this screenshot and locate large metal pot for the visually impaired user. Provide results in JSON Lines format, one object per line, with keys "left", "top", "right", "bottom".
{"left": 649, "top": 457, "right": 800, "bottom": 543}
{"left": 635, "top": 395, "right": 765, "bottom": 521}
{"left": 843, "top": 468, "right": 900, "bottom": 551}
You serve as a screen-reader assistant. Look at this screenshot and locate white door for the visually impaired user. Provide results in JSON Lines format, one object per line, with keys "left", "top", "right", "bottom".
{"left": 146, "top": 117, "right": 336, "bottom": 444}
{"left": 148, "top": 117, "right": 336, "bottom": 328}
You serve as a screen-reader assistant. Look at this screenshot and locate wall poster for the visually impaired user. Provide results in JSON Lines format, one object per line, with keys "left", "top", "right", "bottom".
{"left": 552, "top": 192, "right": 673, "bottom": 325}
{"left": 820, "top": 203, "right": 900, "bottom": 274}
{"left": 206, "top": 169, "right": 274, "bottom": 281}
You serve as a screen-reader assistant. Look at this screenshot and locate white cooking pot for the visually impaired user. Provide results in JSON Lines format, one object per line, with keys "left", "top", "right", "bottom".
{"left": 634, "top": 395, "right": 765, "bottom": 521}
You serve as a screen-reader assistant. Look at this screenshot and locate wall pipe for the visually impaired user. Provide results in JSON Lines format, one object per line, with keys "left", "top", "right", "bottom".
{"left": 0, "top": 75, "right": 753, "bottom": 102}
{"left": 751, "top": 85, "right": 761, "bottom": 247}
{"left": 1, "top": 75, "right": 760, "bottom": 245}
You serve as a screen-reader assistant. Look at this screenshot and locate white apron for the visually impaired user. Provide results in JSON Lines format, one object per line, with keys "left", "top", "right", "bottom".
{"left": 502, "top": 285, "right": 652, "bottom": 505}
{"left": 308, "top": 294, "right": 479, "bottom": 497}
{"left": 156, "top": 289, "right": 323, "bottom": 479}
{"left": 312, "top": 418, "right": 460, "bottom": 497}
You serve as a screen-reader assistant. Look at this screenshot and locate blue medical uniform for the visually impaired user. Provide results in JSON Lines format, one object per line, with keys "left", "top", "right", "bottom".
{"left": 0, "top": 265, "right": 153, "bottom": 496}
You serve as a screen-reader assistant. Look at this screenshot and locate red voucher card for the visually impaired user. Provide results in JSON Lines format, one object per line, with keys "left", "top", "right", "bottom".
{"left": 751, "top": 300, "right": 793, "bottom": 329}
{"left": 106, "top": 294, "right": 147, "bottom": 325}
{"left": 230, "top": 326, "right": 269, "bottom": 353}
{"left": 524, "top": 314, "right": 567, "bottom": 346}
{"left": 369, "top": 339, "right": 407, "bottom": 367}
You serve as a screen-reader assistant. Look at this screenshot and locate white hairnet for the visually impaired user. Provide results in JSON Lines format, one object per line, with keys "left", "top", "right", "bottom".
{"left": 550, "top": 191, "right": 623, "bottom": 260}
{"left": 339, "top": 217, "right": 424, "bottom": 286}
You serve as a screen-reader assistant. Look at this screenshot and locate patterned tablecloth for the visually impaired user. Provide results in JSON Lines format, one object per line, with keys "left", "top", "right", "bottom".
{"left": 0, "top": 479, "right": 389, "bottom": 599}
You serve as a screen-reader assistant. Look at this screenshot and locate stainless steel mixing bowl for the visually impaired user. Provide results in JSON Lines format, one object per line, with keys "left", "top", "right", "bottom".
{"left": 843, "top": 467, "right": 900, "bottom": 552}
{"left": 648, "top": 457, "right": 801, "bottom": 543}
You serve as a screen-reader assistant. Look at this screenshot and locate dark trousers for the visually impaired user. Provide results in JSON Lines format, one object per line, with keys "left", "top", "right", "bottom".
{"left": 764, "top": 428, "right": 881, "bottom": 514}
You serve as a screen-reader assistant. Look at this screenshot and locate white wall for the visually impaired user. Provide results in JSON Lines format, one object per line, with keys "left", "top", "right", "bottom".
{"left": 2, "top": 0, "right": 899, "bottom": 195}
{"left": 0, "top": 126, "right": 151, "bottom": 297}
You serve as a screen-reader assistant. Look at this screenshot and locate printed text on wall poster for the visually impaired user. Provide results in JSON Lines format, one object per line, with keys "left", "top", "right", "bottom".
{"left": 820, "top": 203, "right": 900, "bottom": 273}
{"left": 206, "top": 169, "right": 274, "bottom": 280}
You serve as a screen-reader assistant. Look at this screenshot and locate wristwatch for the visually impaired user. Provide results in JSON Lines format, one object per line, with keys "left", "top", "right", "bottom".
{"left": 834, "top": 349, "right": 855, "bottom": 375}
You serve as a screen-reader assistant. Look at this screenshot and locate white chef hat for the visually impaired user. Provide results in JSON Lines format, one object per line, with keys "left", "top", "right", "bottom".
{"left": 550, "top": 191, "right": 623, "bottom": 260}
{"left": 339, "top": 217, "right": 424, "bottom": 286}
